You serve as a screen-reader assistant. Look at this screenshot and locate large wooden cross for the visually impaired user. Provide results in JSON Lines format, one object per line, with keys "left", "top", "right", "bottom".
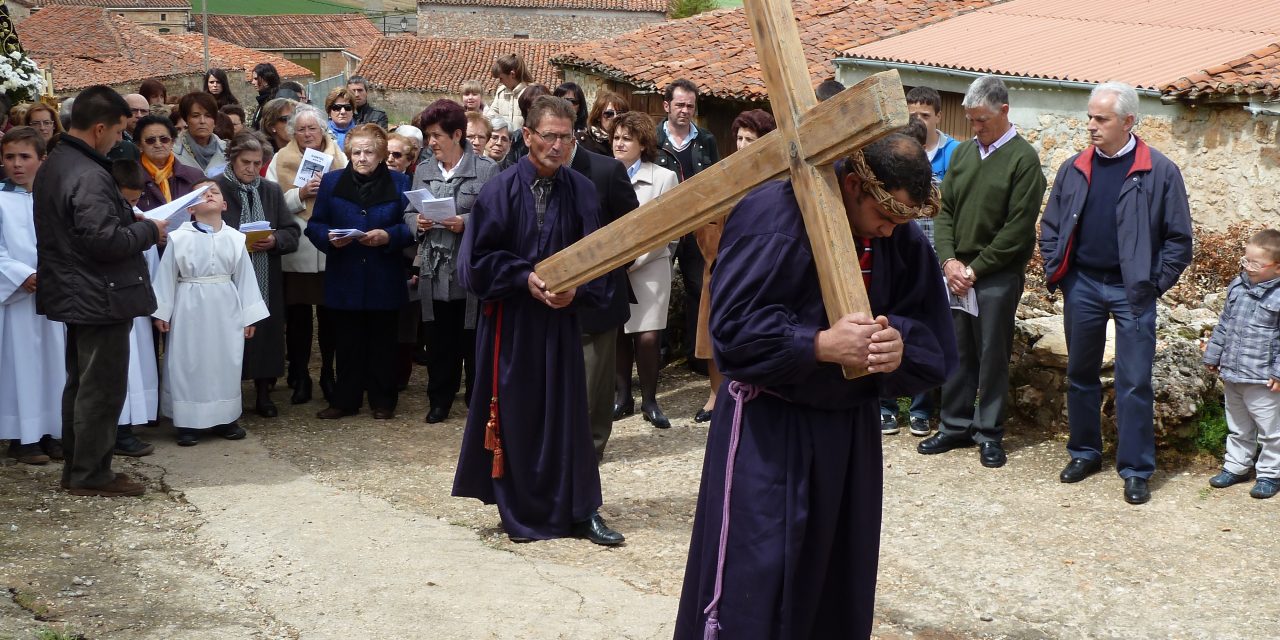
{"left": 535, "top": 0, "right": 909, "bottom": 378}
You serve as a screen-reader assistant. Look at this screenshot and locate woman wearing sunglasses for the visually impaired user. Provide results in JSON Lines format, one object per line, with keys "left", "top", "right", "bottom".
{"left": 134, "top": 114, "right": 206, "bottom": 213}
{"left": 325, "top": 88, "right": 357, "bottom": 150}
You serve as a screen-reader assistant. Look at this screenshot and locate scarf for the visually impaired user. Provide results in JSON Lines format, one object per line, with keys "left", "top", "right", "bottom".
{"left": 273, "top": 138, "right": 348, "bottom": 220}
{"left": 232, "top": 175, "right": 270, "bottom": 301}
{"left": 184, "top": 132, "right": 221, "bottom": 170}
{"left": 141, "top": 153, "right": 175, "bottom": 202}
{"left": 333, "top": 163, "right": 399, "bottom": 208}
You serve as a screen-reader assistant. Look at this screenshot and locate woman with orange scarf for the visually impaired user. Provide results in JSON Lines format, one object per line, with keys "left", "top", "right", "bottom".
{"left": 135, "top": 115, "right": 205, "bottom": 212}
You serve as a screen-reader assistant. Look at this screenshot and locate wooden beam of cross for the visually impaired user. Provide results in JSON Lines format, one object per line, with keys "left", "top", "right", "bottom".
{"left": 535, "top": 5, "right": 909, "bottom": 379}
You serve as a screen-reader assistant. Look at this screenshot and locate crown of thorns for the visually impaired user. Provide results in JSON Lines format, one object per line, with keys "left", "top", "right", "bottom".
{"left": 846, "top": 151, "right": 941, "bottom": 222}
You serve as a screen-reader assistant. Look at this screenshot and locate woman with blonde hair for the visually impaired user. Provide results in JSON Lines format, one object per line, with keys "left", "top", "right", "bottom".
{"left": 22, "top": 103, "right": 63, "bottom": 144}
{"left": 483, "top": 53, "right": 533, "bottom": 131}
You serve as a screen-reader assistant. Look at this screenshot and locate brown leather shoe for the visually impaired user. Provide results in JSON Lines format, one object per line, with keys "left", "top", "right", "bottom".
{"left": 315, "top": 407, "right": 357, "bottom": 420}
{"left": 67, "top": 473, "right": 145, "bottom": 497}
{"left": 10, "top": 442, "right": 50, "bottom": 465}
{"left": 372, "top": 409, "right": 395, "bottom": 420}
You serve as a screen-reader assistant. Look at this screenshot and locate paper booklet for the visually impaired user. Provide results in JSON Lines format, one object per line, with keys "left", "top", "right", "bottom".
{"left": 328, "top": 228, "right": 367, "bottom": 241}
{"left": 293, "top": 147, "right": 334, "bottom": 188}
{"left": 139, "top": 184, "right": 211, "bottom": 229}
{"left": 948, "top": 284, "right": 979, "bottom": 317}
{"left": 404, "top": 188, "right": 457, "bottom": 223}
{"left": 240, "top": 220, "right": 274, "bottom": 250}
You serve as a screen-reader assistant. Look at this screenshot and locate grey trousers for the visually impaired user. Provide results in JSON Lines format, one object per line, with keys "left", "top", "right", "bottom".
{"left": 62, "top": 322, "right": 133, "bottom": 488}
{"left": 1223, "top": 381, "right": 1280, "bottom": 479}
{"left": 939, "top": 268, "right": 1024, "bottom": 444}
{"left": 582, "top": 328, "right": 618, "bottom": 462}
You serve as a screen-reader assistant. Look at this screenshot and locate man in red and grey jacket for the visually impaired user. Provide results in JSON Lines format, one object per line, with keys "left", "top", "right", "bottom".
{"left": 1039, "top": 81, "right": 1193, "bottom": 505}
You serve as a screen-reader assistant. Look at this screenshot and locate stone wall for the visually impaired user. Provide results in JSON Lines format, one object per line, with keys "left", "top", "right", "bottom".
{"left": 371, "top": 88, "right": 458, "bottom": 127}
{"left": 417, "top": 4, "right": 664, "bottom": 40}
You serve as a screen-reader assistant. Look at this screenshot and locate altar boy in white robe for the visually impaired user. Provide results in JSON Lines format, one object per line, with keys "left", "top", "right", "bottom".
{"left": 152, "top": 179, "right": 268, "bottom": 446}
{"left": 0, "top": 127, "right": 65, "bottom": 465}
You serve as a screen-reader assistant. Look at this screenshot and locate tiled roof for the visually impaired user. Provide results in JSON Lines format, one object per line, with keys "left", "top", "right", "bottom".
{"left": 196, "top": 13, "right": 383, "bottom": 59}
{"left": 550, "top": 0, "right": 995, "bottom": 102}
{"left": 356, "top": 36, "right": 571, "bottom": 93}
{"left": 16, "top": 0, "right": 190, "bottom": 7}
{"left": 1163, "top": 44, "right": 1280, "bottom": 100}
{"left": 844, "top": 0, "right": 1280, "bottom": 94}
{"left": 420, "top": 0, "right": 667, "bottom": 13}
{"left": 19, "top": 6, "right": 310, "bottom": 92}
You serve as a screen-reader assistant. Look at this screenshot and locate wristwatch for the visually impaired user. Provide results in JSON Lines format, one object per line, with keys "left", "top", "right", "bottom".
{"left": 964, "top": 266, "right": 975, "bottom": 281}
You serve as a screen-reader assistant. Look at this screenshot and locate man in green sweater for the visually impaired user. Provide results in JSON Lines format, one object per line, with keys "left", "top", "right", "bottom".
{"left": 917, "top": 75, "right": 1047, "bottom": 469}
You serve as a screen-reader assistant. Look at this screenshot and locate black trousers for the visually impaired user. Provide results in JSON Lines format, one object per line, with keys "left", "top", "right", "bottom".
{"left": 424, "top": 298, "right": 475, "bottom": 410}
{"left": 331, "top": 309, "right": 400, "bottom": 412}
{"left": 675, "top": 233, "right": 705, "bottom": 363}
{"left": 62, "top": 322, "right": 132, "bottom": 488}
{"left": 285, "top": 303, "right": 336, "bottom": 380}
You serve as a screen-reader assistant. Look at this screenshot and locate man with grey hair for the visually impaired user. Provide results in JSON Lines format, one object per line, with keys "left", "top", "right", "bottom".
{"left": 918, "top": 74, "right": 1046, "bottom": 469}
{"left": 1040, "top": 81, "right": 1192, "bottom": 504}
{"left": 106, "top": 93, "right": 150, "bottom": 162}
{"left": 346, "top": 76, "right": 388, "bottom": 129}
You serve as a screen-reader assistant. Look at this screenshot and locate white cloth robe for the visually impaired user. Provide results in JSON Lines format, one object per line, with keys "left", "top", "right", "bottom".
{"left": 0, "top": 189, "right": 66, "bottom": 444}
{"left": 152, "top": 221, "right": 268, "bottom": 429}
{"left": 118, "top": 246, "right": 161, "bottom": 427}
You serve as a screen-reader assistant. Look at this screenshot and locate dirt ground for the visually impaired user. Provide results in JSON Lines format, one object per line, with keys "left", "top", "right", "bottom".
{"left": 2, "top": 365, "right": 1277, "bottom": 639}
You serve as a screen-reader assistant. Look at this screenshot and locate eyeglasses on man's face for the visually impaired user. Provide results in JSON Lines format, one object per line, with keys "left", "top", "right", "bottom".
{"left": 1241, "top": 256, "right": 1277, "bottom": 271}
{"left": 532, "top": 130, "right": 574, "bottom": 144}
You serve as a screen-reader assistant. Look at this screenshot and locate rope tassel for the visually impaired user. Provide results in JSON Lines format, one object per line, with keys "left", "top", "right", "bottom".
{"left": 484, "top": 302, "right": 505, "bottom": 479}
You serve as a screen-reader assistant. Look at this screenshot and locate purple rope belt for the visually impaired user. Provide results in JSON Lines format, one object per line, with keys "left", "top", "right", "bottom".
{"left": 703, "top": 380, "right": 776, "bottom": 640}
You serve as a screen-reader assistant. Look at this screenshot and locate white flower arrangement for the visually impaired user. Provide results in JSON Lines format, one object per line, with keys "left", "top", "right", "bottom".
{"left": 0, "top": 49, "right": 45, "bottom": 103}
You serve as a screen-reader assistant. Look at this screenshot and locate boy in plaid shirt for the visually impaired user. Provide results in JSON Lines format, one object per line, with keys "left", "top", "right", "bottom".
{"left": 1203, "top": 229, "right": 1280, "bottom": 499}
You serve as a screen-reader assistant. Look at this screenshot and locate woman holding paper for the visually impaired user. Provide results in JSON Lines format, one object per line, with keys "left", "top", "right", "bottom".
{"left": 303, "top": 124, "right": 413, "bottom": 420}
{"left": 217, "top": 131, "right": 300, "bottom": 417}
{"left": 135, "top": 115, "right": 206, "bottom": 213}
{"left": 267, "top": 103, "right": 348, "bottom": 405}
{"left": 173, "top": 92, "right": 227, "bottom": 177}
{"left": 408, "top": 99, "right": 498, "bottom": 424}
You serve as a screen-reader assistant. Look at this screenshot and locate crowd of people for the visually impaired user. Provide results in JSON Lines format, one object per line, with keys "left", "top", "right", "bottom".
{"left": 0, "top": 51, "right": 1276, "bottom": 640}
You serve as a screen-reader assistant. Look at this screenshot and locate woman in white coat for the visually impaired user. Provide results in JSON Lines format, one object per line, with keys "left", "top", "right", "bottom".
{"left": 612, "top": 112, "right": 679, "bottom": 423}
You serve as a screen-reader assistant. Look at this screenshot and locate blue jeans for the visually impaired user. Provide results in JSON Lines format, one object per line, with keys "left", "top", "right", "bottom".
{"left": 880, "top": 393, "right": 935, "bottom": 420}
{"left": 1062, "top": 270, "right": 1157, "bottom": 479}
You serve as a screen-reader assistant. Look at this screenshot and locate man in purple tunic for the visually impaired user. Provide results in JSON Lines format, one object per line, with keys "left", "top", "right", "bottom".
{"left": 453, "top": 96, "right": 624, "bottom": 546}
{"left": 675, "top": 134, "right": 958, "bottom": 639}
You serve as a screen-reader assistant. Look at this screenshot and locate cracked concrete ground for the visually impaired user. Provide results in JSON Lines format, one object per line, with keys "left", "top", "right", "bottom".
{"left": 2, "top": 367, "right": 1277, "bottom": 639}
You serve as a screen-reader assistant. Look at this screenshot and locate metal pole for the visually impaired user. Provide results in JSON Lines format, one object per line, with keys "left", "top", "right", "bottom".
{"left": 202, "top": 0, "right": 209, "bottom": 72}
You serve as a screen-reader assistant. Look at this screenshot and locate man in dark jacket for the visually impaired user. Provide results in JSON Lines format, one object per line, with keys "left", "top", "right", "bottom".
{"left": 348, "top": 76, "right": 389, "bottom": 129}
{"left": 568, "top": 141, "right": 640, "bottom": 460}
{"left": 35, "top": 85, "right": 166, "bottom": 497}
{"left": 1040, "top": 82, "right": 1193, "bottom": 505}
{"left": 654, "top": 78, "right": 720, "bottom": 373}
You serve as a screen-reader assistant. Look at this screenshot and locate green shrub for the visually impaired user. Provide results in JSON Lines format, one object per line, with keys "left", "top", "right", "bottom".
{"left": 1192, "top": 400, "right": 1230, "bottom": 457}
{"left": 670, "top": 0, "right": 718, "bottom": 19}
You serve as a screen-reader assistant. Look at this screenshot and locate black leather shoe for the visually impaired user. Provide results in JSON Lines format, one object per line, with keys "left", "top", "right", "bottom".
{"left": 425, "top": 406, "right": 449, "bottom": 423}
{"left": 256, "top": 398, "right": 278, "bottom": 418}
{"left": 612, "top": 398, "right": 634, "bottom": 421}
{"left": 316, "top": 407, "right": 357, "bottom": 420}
{"left": 211, "top": 422, "right": 247, "bottom": 440}
{"left": 694, "top": 408, "right": 713, "bottom": 423}
{"left": 1124, "top": 477, "right": 1150, "bottom": 504}
{"left": 113, "top": 427, "right": 155, "bottom": 457}
{"left": 642, "top": 406, "right": 671, "bottom": 429}
{"left": 572, "top": 513, "right": 625, "bottom": 546}
{"left": 319, "top": 370, "right": 336, "bottom": 404}
{"left": 175, "top": 428, "right": 199, "bottom": 447}
{"left": 290, "top": 376, "right": 312, "bottom": 405}
{"left": 979, "top": 441, "right": 1006, "bottom": 468}
{"left": 916, "top": 431, "right": 973, "bottom": 455}
{"left": 1060, "top": 457, "right": 1102, "bottom": 483}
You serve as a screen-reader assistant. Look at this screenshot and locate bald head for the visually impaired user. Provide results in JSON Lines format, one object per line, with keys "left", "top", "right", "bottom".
{"left": 124, "top": 93, "right": 149, "bottom": 129}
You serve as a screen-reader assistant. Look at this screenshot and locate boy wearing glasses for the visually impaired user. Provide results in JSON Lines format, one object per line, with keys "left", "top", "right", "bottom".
{"left": 1203, "top": 229, "right": 1280, "bottom": 499}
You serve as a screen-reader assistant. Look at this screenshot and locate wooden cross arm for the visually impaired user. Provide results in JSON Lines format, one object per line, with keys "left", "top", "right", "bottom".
{"left": 533, "top": 71, "right": 909, "bottom": 293}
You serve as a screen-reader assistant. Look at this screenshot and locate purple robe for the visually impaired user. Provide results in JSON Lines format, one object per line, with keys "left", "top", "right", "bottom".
{"left": 452, "top": 158, "right": 610, "bottom": 540}
{"left": 674, "top": 181, "right": 958, "bottom": 639}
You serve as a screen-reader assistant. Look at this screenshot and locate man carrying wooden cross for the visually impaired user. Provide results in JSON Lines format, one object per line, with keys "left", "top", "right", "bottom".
{"left": 672, "top": 132, "right": 956, "bottom": 639}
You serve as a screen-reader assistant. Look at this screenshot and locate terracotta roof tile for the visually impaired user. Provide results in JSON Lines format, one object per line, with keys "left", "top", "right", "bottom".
{"left": 355, "top": 36, "right": 571, "bottom": 93}
{"left": 843, "top": 0, "right": 1280, "bottom": 96}
{"left": 1165, "top": 44, "right": 1280, "bottom": 100}
{"left": 551, "top": 0, "right": 995, "bottom": 102}
{"left": 421, "top": 0, "right": 666, "bottom": 12}
{"left": 19, "top": 6, "right": 310, "bottom": 93}
{"left": 16, "top": 0, "right": 189, "bottom": 7}
{"left": 196, "top": 13, "right": 383, "bottom": 59}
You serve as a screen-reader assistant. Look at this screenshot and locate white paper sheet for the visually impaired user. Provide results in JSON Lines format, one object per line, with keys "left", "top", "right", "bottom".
{"left": 405, "top": 189, "right": 456, "bottom": 223}
{"left": 239, "top": 221, "right": 272, "bottom": 232}
{"left": 293, "top": 147, "right": 333, "bottom": 188}
{"left": 328, "top": 228, "right": 367, "bottom": 241}
{"left": 140, "top": 184, "right": 211, "bottom": 229}
{"left": 948, "top": 284, "right": 979, "bottom": 317}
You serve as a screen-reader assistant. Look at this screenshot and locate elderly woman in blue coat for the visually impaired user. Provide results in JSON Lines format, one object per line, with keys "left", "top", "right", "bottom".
{"left": 303, "top": 124, "right": 413, "bottom": 420}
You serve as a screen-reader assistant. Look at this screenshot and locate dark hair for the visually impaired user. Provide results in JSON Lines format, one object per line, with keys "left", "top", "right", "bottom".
{"left": 2, "top": 126, "right": 47, "bottom": 158}
{"left": 419, "top": 99, "right": 467, "bottom": 137}
{"left": 134, "top": 114, "right": 176, "bottom": 141}
{"left": 1250, "top": 229, "right": 1280, "bottom": 263}
{"left": 168, "top": 108, "right": 185, "bottom": 127}
{"left": 219, "top": 104, "right": 247, "bottom": 123}
{"left": 517, "top": 84, "right": 549, "bottom": 121}
{"left": 860, "top": 133, "right": 933, "bottom": 205}
{"left": 138, "top": 79, "right": 167, "bottom": 104}
{"left": 526, "top": 96, "right": 576, "bottom": 132}
{"left": 663, "top": 78, "right": 698, "bottom": 102}
{"left": 553, "top": 82, "right": 587, "bottom": 131}
{"left": 491, "top": 53, "right": 533, "bottom": 83}
{"left": 178, "top": 91, "right": 218, "bottom": 122}
{"left": 111, "top": 159, "right": 148, "bottom": 191}
{"left": 587, "top": 90, "right": 628, "bottom": 129}
{"left": 731, "top": 109, "right": 776, "bottom": 138}
{"left": 70, "top": 85, "right": 131, "bottom": 131}
{"left": 905, "top": 86, "right": 942, "bottom": 113}
{"left": 0, "top": 94, "right": 13, "bottom": 118}
{"left": 902, "top": 117, "right": 928, "bottom": 146}
{"left": 252, "top": 63, "right": 280, "bottom": 89}
{"left": 214, "top": 111, "right": 236, "bottom": 141}
{"left": 347, "top": 75, "right": 369, "bottom": 91}
{"left": 611, "top": 112, "right": 656, "bottom": 163}
{"left": 816, "top": 79, "right": 845, "bottom": 102}
{"left": 278, "top": 81, "right": 306, "bottom": 102}
{"left": 205, "top": 68, "right": 239, "bottom": 106}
